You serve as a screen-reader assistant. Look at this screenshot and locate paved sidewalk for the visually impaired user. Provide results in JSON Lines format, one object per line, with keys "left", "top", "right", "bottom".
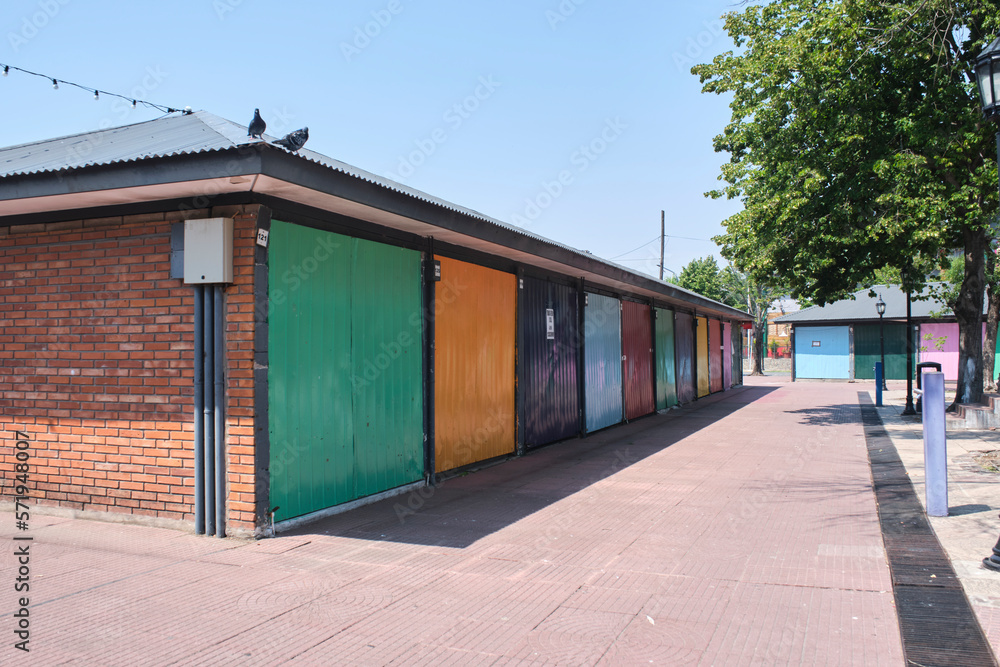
{"left": 2, "top": 378, "right": 905, "bottom": 665}
{"left": 874, "top": 384, "right": 1000, "bottom": 657}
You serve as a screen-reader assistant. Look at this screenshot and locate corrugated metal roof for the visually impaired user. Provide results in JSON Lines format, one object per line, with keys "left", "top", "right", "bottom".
{"left": 0, "top": 110, "right": 744, "bottom": 318}
{"left": 0, "top": 112, "right": 243, "bottom": 176}
{"left": 774, "top": 283, "right": 974, "bottom": 323}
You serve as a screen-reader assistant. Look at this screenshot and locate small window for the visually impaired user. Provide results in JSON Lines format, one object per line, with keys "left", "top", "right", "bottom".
{"left": 812, "top": 341, "right": 821, "bottom": 347}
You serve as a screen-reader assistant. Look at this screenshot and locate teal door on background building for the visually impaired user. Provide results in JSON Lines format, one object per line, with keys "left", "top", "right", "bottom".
{"left": 854, "top": 324, "right": 909, "bottom": 380}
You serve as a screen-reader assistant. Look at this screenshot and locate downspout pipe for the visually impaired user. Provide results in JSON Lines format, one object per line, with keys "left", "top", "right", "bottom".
{"left": 214, "top": 285, "right": 226, "bottom": 538}
{"left": 193, "top": 285, "right": 205, "bottom": 535}
{"left": 204, "top": 292, "right": 216, "bottom": 536}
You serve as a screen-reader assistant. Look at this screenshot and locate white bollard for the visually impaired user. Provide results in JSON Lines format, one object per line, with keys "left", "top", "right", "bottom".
{"left": 922, "top": 371, "right": 948, "bottom": 517}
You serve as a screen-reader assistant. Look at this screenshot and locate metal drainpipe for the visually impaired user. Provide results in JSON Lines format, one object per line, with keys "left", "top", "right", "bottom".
{"left": 204, "top": 292, "right": 216, "bottom": 536}
{"left": 213, "top": 285, "right": 226, "bottom": 538}
{"left": 193, "top": 285, "right": 205, "bottom": 535}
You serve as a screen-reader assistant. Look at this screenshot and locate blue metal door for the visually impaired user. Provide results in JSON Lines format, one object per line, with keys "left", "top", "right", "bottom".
{"left": 794, "top": 326, "right": 850, "bottom": 379}
{"left": 584, "top": 293, "right": 622, "bottom": 432}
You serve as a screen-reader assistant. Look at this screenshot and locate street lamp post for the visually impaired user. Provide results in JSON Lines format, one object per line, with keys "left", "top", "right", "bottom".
{"left": 902, "top": 285, "right": 917, "bottom": 415}
{"left": 876, "top": 295, "right": 887, "bottom": 391}
{"left": 975, "top": 36, "right": 1000, "bottom": 572}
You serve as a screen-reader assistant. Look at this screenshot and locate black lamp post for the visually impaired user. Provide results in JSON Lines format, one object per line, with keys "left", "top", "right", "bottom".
{"left": 902, "top": 284, "right": 916, "bottom": 415}
{"left": 975, "top": 36, "right": 1000, "bottom": 572}
{"left": 876, "top": 294, "right": 887, "bottom": 391}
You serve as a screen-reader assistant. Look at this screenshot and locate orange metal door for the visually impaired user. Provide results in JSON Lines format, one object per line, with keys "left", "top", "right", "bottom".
{"left": 434, "top": 257, "right": 516, "bottom": 472}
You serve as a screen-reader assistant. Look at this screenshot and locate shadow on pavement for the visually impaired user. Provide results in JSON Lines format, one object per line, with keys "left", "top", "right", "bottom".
{"left": 283, "top": 385, "right": 779, "bottom": 548}
{"left": 784, "top": 403, "right": 862, "bottom": 426}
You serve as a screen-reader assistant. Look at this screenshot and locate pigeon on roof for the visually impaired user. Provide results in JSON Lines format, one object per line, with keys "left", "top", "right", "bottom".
{"left": 247, "top": 109, "right": 266, "bottom": 139}
{"left": 273, "top": 127, "right": 308, "bottom": 152}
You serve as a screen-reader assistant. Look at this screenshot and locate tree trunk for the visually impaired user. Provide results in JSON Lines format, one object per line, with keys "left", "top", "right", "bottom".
{"left": 953, "top": 226, "right": 986, "bottom": 407}
{"left": 751, "top": 321, "right": 766, "bottom": 375}
{"left": 985, "top": 250, "right": 999, "bottom": 394}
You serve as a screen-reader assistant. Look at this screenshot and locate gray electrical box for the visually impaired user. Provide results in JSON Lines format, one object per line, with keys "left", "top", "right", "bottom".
{"left": 184, "top": 218, "right": 234, "bottom": 284}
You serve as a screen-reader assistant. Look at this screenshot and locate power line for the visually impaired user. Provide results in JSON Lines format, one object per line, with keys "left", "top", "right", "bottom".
{"left": 0, "top": 62, "right": 189, "bottom": 115}
{"left": 608, "top": 235, "right": 661, "bottom": 260}
{"left": 670, "top": 234, "right": 715, "bottom": 242}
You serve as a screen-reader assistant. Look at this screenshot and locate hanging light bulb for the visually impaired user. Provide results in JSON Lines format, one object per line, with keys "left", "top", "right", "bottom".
{"left": 2, "top": 66, "right": 8, "bottom": 77}
{"left": 51, "top": 78, "right": 58, "bottom": 90}
{"left": 93, "top": 90, "right": 99, "bottom": 101}
{"left": 131, "top": 99, "right": 137, "bottom": 108}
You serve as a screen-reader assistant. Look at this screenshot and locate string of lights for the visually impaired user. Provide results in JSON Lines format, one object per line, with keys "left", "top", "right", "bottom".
{"left": 0, "top": 62, "right": 189, "bottom": 115}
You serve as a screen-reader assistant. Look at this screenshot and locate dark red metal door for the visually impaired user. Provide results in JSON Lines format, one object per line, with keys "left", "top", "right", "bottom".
{"left": 622, "top": 301, "right": 655, "bottom": 419}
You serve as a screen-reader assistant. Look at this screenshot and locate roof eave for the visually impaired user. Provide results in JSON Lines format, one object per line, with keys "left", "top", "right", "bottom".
{"left": 0, "top": 146, "right": 749, "bottom": 321}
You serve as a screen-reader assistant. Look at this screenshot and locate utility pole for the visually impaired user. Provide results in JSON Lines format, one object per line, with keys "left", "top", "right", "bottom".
{"left": 659, "top": 210, "right": 665, "bottom": 281}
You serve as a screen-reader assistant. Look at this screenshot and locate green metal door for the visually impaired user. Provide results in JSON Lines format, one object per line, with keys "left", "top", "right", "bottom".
{"left": 654, "top": 308, "right": 677, "bottom": 410}
{"left": 268, "top": 220, "right": 423, "bottom": 521}
{"left": 854, "top": 323, "right": 909, "bottom": 380}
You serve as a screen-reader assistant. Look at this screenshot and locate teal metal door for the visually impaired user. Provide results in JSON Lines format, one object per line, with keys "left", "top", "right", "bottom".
{"left": 268, "top": 220, "right": 423, "bottom": 521}
{"left": 854, "top": 324, "right": 908, "bottom": 380}
{"left": 654, "top": 307, "right": 677, "bottom": 410}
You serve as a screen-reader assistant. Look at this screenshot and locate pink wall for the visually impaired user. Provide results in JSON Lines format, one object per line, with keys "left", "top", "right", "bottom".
{"left": 918, "top": 323, "right": 986, "bottom": 381}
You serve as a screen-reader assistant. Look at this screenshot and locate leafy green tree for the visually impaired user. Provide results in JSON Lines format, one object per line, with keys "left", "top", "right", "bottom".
{"left": 677, "top": 257, "right": 784, "bottom": 374}
{"left": 720, "top": 267, "right": 786, "bottom": 375}
{"left": 694, "top": 0, "right": 999, "bottom": 405}
{"left": 676, "top": 255, "right": 729, "bottom": 304}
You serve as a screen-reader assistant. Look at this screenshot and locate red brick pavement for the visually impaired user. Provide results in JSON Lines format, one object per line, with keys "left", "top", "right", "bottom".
{"left": 1, "top": 377, "right": 905, "bottom": 665}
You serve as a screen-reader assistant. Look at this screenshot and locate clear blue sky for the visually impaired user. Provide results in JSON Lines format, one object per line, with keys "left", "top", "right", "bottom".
{"left": 1, "top": 0, "right": 742, "bottom": 278}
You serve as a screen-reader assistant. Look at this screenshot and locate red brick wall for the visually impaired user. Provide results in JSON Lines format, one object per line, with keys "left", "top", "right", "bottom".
{"left": 0, "top": 205, "right": 259, "bottom": 535}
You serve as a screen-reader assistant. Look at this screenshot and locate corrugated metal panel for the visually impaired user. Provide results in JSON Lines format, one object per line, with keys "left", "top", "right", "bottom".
{"left": 584, "top": 292, "right": 623, "bottom": 432}
{"left": 994, "top": 324, "right": 1000, "bottom": 383}
{"left": 623, "top": 301, "right": 655, "bottom": 419}
{"left": 795, "top": 325, "right": 850, "bottom": 379}
{"left": 268, "top": 220, "right": 353, "bottom": 520}
{"left": 434, "top": 257, "right": 516, "bottom": 472}
{"left": 723, "top": 322, "right": 733, "bottom": 389}
{"left": 731, "top": 322, "right": 743, "bottom": 387}
{"left": 351, "top": 238, "right": 424, "bottom": 497}
{"left": 522, "top": 277, "right": 580, "bottom": 447}
{"left": 654, "top": 307, "right": 677, "bottom": 410}
{"left": 675, "top": 312, "right": 695, "bottom": 403}
{"left": 696, "top": 317, "right": 710, "bottom": 398}
{"left": 268, "top": 220, "right": 423, "bottom": 521}
{"left": 854, "top": 324, "right": 912, "bottom": 380}
{"left": 709, "top": 318, "right": 723, "bottom": 393}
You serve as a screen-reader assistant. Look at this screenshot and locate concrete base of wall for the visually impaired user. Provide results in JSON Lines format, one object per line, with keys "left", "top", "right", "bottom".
{"left": 266, "top": 480, "right": 426, "bottom": 538}
{"left": 0, "top": 500, "right": 262, "bottom": 538}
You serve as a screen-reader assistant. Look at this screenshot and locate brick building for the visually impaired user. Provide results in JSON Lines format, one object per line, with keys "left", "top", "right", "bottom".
{"left": 0, "top": 112, "right": 748, "bottom": 537}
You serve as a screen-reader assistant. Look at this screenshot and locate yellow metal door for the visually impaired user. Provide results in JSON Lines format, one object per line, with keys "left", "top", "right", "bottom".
{"left": 696, "top": 317, "right": 710, "bottom": 398}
